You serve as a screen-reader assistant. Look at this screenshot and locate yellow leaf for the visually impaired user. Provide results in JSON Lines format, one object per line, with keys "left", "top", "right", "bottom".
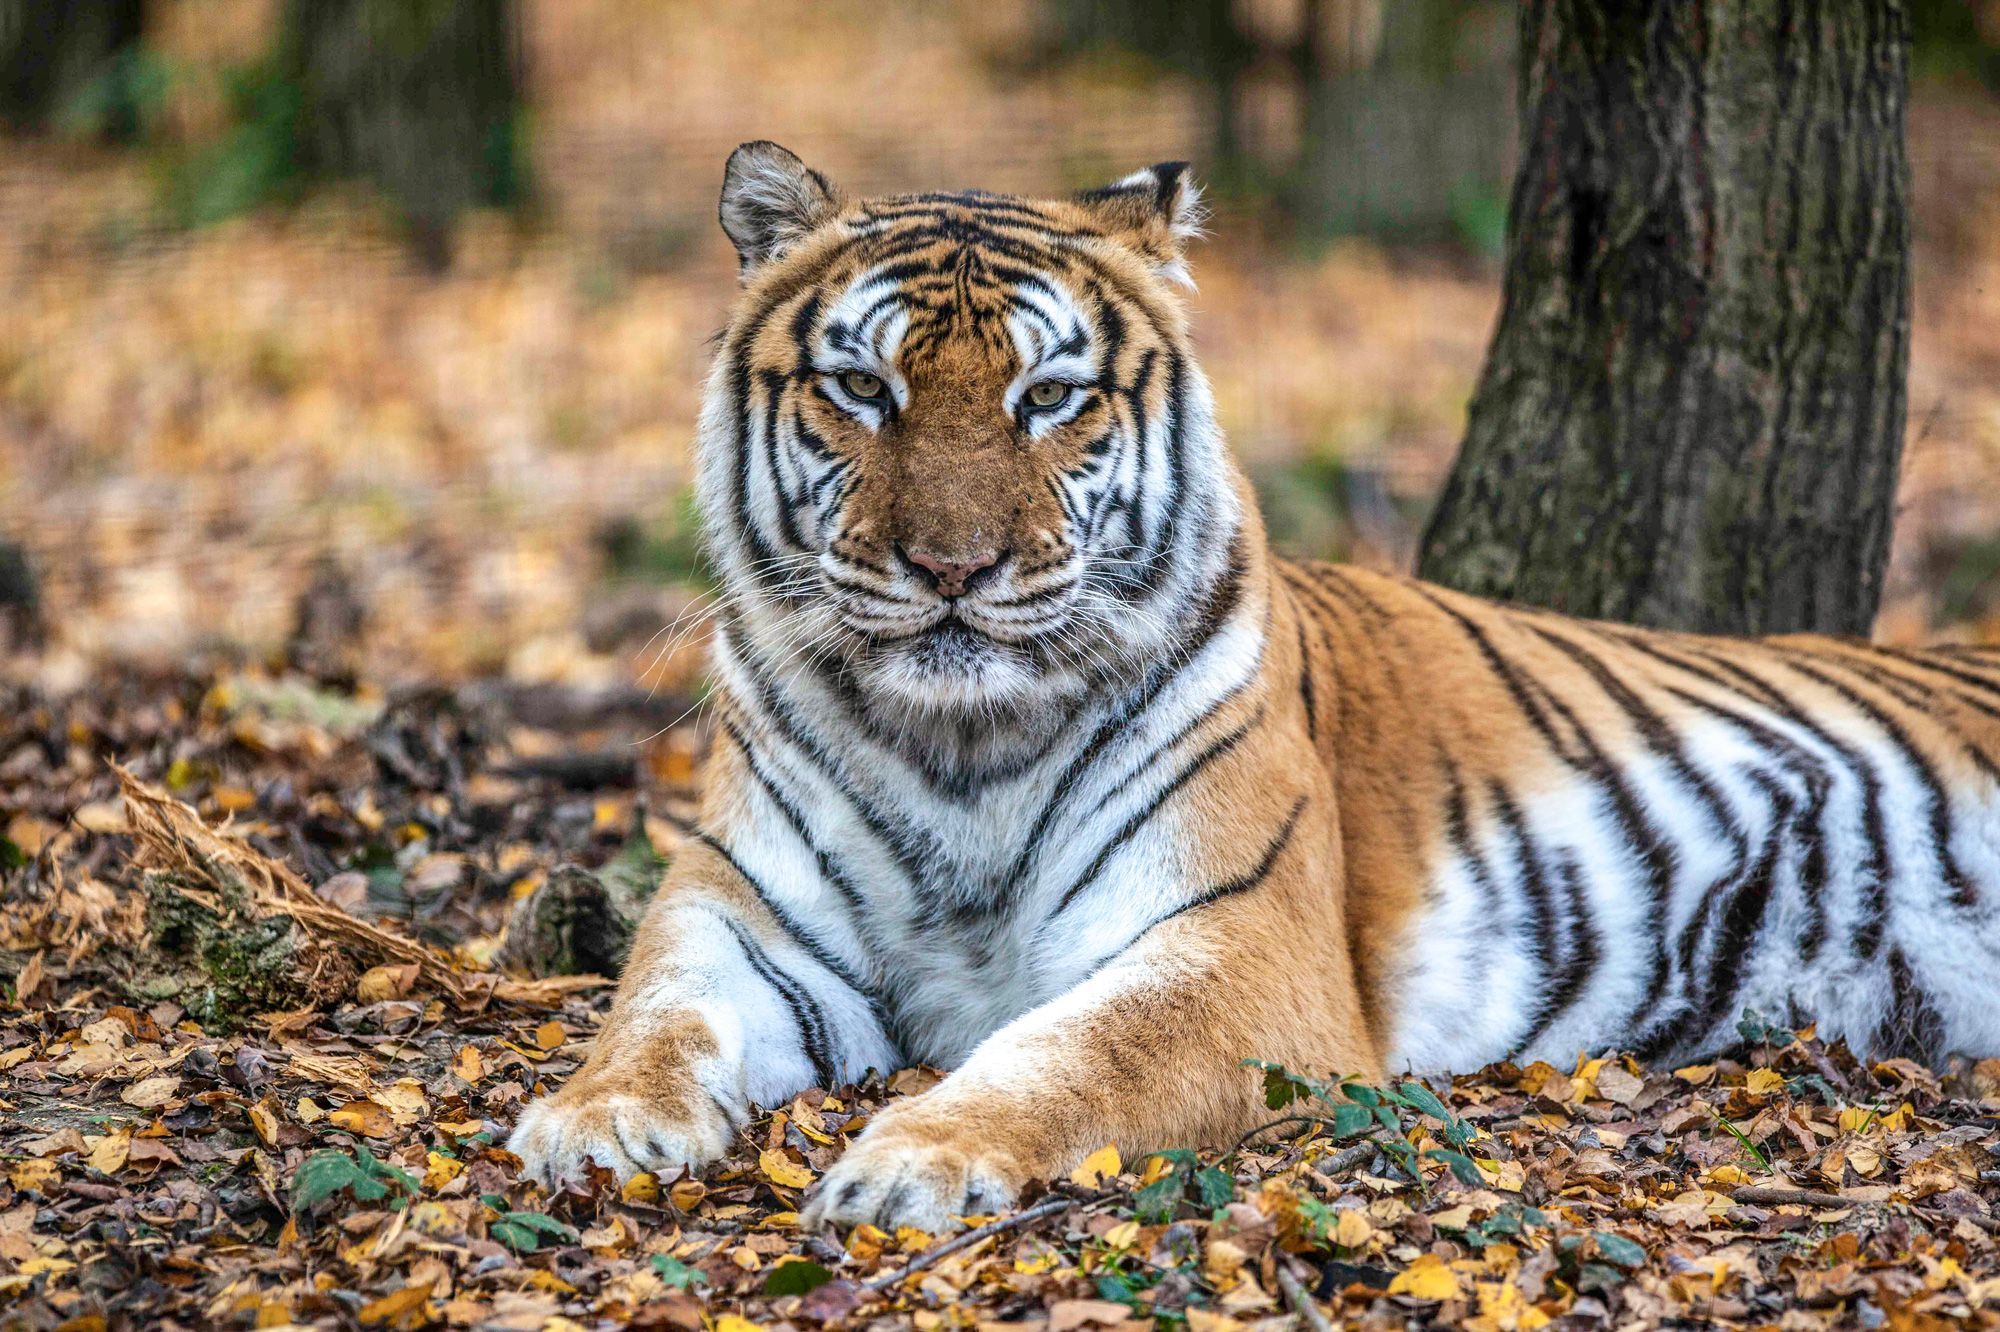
{"left": 714, "top": 1317, "right": 766, "bottom": 1332}
{"left": 1332, "top": 1209, "right": 1374, "bottom": 1248}
{"left": 621, "top": 1171, "right": 659, "bottom": 1204}
{"left": 249, "top": 1102, "right": 282, "bottom": 1147}
{"left": 329, "top": 1100, "right": 395, "bottom": 1138}
{"left": 17, "top": 1257, "right": 74, "bottom": 1279}
{"left": 1016, "top": 1247, "right": 1062, "bottom": 1275}
{"left": 669, "top": 1179, "right": 708, "bottom": 1211}
{"left": 1837, "top": 1106, "right": 1875, "bottom": 1134}
{"left": 533, "top": 1020, "right": 567, "bottom": 1051}
{"left": 758, "top": 1148, "right": 814, "bottom": 1190}
{"left": 296, "top": 1097, "right": 325, "bottom": 1125}
{"left": 1674, "top": 1063, "right": 1717, "bottom": 1086}
{"left": 846, "top": 1223, "right": 890, "bottom": 1261}
{"left": 1102, "top": 1220, "right": 1141, "bottom": 1249}
{"left": 452, "top": 1045, "right": 484, "bottom": 1084}
{"left": 1071, "top": 1143, "right": 1122, "bottom": 1187}
{"left": 357, "top": 1280, "right": 433, "bottom": 1326}
{"left": 1388, "top": 1254, "right": 1464, "bottom": 1302}
{"left": 1744, "top": 1068, "right": 1786, "bottom": 1096}
{"left": 86, "top": 1129, "right": 131, "bottom": 1176}
{"left": 422, "top": 1152, "right": 464, "bottom": 1191}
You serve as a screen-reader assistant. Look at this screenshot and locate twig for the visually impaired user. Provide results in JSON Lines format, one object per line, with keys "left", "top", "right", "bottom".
{"left": 862, "top": 1195, "right": 1073, "bottom": 1291}
{"left": 1315, "top": 1141, "right": 1379, "bottom": 1176}
{"left": 1730, "top": 1185, "right": 1851, "bottom": 1209}
{"left": 1731, "top": 1185, "right": 2000, "bottom": 1235}
{"left": 1276, "top": 1263, "right": 1333, "bottom": 1332}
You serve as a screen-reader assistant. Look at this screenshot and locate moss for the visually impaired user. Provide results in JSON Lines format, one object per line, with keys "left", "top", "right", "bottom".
{"left": 143, "top": 873, "right": 356, "bottom": 1029}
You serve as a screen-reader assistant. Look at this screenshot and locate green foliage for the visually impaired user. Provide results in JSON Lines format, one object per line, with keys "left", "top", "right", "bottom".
{"left": 651, "top": 1253, "right": 706, "bottom": 1291}
{"left": 1553, "top": 1231, "right": 1649, "bottom": 1294}
{"left": 1241, "top": 1060, "right": 1480, "bottom": 1190}
{"left": 1449, "top": 181, "right": 1509, "bottom": 259}
{"left": 160, "top": 61, "right": 305, "bottom": 227}
{"left": 488, "top": 1209, "right": 578, "bottom": 1253}
{"left": 1736, "top": 1009, "right": 1795, "bottom": 1049}
{"left": 290, "top": 1144, "right": 418, "bottom": 1212}
{"left": 1131, "top": 1149, "right": 1235, "bottom": 1222}
{"left": 762, "top": 1258, "right": 834, "bottom": 1295}
{"left": 56, "top": 47, "right": 173, "bottom": 142}
{"left": 0, "top": 836, "right": 24, "bottom": 871}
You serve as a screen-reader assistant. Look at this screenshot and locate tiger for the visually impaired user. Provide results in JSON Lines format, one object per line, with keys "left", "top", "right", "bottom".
{"left": 509, "top": 141, "right": 2000, "bottom": 1232}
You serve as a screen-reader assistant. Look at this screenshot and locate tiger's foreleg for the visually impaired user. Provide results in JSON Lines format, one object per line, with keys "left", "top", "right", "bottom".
{"left": 802, "top": 795, "right": 1376, "bottom": 1233}
{"left": 507, "top": 836, "right": 896, "bottom": 1183}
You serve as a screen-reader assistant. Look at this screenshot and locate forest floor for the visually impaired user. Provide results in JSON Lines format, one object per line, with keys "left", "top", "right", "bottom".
{"left": 4, "top": 660, "right": 2000, "bottom": 1332}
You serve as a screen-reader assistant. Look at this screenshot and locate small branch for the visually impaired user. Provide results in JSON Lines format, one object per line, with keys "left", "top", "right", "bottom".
{"left": 1276, "top": 1263, "right": 1333, "bottom": 1332}
{"left": 862, "top": 1195, "right": 1073, "bottom": 1291}
{"left": 1315, "top": 1141, "right": 1379, "bottom": 1177}
{"left": 1730, "top": 1185, "right": 2000, "bottom": 1235}
{"left": 1730, "top": 1185, "right": 1851, "bottom": 1209}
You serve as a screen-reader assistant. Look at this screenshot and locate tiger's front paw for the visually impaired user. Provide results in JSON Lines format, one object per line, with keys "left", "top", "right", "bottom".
{"left": 508, "top": 1078, "right": 732, "bottom": 1186}
{"left": 802, "top": 1125, "right": 1023, "bottom": 1233}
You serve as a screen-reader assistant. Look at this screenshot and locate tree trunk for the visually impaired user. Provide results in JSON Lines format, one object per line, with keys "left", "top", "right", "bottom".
{"left": 1417, "top": 0, "right": 1912, "bottom": 637}
{"left": 280, "top": 0, "right": 524, "bottom": 271}
{"left": 0, "top": 0, "right": 144, "bottom": 136}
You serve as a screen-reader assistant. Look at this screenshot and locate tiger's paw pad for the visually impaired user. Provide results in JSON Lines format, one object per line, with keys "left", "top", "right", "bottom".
{"left": 803, "top": 1136, "right": 1020, "bottom": 1233}
{"left": 507, "top": 1088, "right": 729, "bottom": 1186}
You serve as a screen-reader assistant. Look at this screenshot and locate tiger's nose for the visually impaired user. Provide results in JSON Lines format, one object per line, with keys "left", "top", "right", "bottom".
{"left": 899, "top": 545, "right": 1005, "bottom": 598}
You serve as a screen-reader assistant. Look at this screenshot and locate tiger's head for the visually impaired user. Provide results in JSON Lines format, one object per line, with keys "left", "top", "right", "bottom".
{"left": 696, "top": 142, "right": 1244, "bottom": 718}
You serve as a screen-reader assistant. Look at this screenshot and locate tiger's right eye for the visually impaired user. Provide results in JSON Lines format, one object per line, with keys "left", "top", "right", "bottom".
{"left": 840, "top": 371, "right": 886, "bottom": 400}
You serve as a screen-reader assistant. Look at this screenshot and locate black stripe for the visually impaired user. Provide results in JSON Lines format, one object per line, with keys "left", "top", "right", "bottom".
{"left": 1294, "top": 613, "right": 1319, "bottom": 742}
{"left": 1154, "top": 795, "right": 1309, "bottom": 926}
{"left": 692, "top": 830, "right": 880, "bottom": 1014}
{"left": 721, "top": 916, "right": 836, "bottom": 1090}
{"left": 1417, "top": 591, "right": 1681, "bottom": 1043}
{"left": 1678, "top": 647, "right": 1892, "bottom": 956}
{"left": 1487, "top": 779, "right": 1569, "bottom": 1057}
{"left": 718, "top": 716, "right": 866, "bottom": 916}
{"left": 1050, "top": 704, "right": 1269, "bottom": 918}
{"left": 1775, "top": 650, "right": 1979, "bottom": 912}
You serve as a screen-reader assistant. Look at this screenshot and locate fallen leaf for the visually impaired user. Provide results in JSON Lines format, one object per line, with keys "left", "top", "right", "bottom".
{"left": 1071, "top": 1143, "right": 1122, "bottom": 1187}
{"left": 121, "top": 1074, "right": 181, "bottom": 1108}
{"left": 330, "top": 1100, "right": 396, "bottom": 1138}
{"left": 759, "top": 1148, "right": 813, "bottom": 1190}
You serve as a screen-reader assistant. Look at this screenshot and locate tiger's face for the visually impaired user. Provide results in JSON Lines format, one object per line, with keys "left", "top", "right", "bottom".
{"left": 699, "top": 143, "right": 1237, "bottom": 717}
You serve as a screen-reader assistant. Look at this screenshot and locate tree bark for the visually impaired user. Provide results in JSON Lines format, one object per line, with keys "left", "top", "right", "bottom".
{"left": 279, "top": 0, "right": 524, "bottom": 270}
{"left": 0, "top": 0, "right": 143, "bottom": 136}
{"left": 1417, "top": 0, "right": 1912, "bottom": 637}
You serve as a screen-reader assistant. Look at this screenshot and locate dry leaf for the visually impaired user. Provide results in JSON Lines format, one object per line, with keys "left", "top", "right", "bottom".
{"left": 1071, "top": 1143, "right": 1122, "bottom": 1187}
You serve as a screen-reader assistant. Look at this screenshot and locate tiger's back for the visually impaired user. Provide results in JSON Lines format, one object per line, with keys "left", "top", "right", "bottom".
{"left": 1286, "top": 560, "right": 2000, "bottom": 1071}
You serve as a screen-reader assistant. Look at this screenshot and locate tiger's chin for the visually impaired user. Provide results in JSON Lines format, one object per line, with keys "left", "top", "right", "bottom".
{"left": 861, "top": 620, "right": 1045, "bottom": 712}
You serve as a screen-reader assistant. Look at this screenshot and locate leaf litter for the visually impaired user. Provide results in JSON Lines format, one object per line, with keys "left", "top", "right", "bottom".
{"left": 3, "top": 663, "right": 2000, "bottom": 1330}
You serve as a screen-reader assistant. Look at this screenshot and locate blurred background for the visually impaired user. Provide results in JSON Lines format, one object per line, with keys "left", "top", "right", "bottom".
{"left": 3, "top": 0, "right": 1999, "bottom": 698}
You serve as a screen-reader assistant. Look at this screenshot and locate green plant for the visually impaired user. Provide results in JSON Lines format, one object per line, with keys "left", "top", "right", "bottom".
{"left": 290, "top": 1143, "right": 418, "bottom": 1212}
{"left": 1242, "top": 1060, "right": 1483, "bottom": 1189}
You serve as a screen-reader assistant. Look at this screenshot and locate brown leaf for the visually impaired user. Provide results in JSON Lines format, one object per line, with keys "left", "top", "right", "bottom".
{"left": 120, "top": 1074, "right": 182, "bottom": 1108}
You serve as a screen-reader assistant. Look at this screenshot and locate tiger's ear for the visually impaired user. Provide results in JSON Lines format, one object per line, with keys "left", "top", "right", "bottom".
{"left": 1074, "top": 162, "right": 1206, "bottom": 287}
{"left": 719, "top": 141, "right": 843, "bottom": 277}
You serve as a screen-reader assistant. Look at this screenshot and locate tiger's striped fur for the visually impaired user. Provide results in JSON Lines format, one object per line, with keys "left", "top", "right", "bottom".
{"left": 510, "top": 144, "right": 2000, "bottom": 1231}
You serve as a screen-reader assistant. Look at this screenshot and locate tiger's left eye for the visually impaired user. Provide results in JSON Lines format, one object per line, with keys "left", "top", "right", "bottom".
{"left": 1025, "top": 381, "right": 1071, "bottom": 410}
{"left": 840, "top": 371, "right": 886, "bottom": 400}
